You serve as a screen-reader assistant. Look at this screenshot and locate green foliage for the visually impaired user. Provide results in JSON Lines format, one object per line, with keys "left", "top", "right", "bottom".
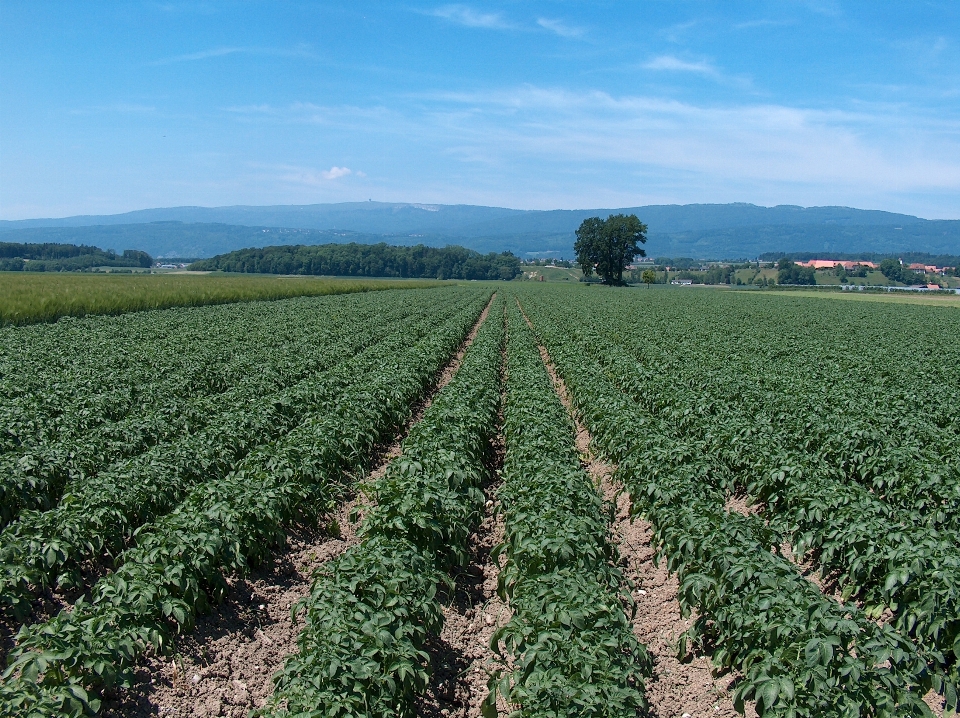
{"left": 0, "top": 272, "right": 436, "bottom": 326}
{"left": 264, "top": 297, "right": 504, "bottom": 717}
{"left": 0, "top": 291, "right": 482, "bottom": 623}
{"left": 0, "top": 290, "right": 492, "bottom": 716}
{"left": 514, "top": 284, "right": 959, "bottom": 716}
{"left": 190, "top": 242, "right": 523, "bottom": 281}
{"left": 776, "top": 259, "right": 816, "bottom": 285}
{"left": 0, "top": 242, "right": 153, "bottom": 272}
{"left": 271, "top": 536, "right": 445, "bottom": 718}
{"left": 574, "top": 214, "right": 647, "bottom": 285}
{"left": 0, "top": 291, "right": 430, "bottom": 528}
{"left": 879, "top": 258, "right": 926, "bottom": 285}
{"left": 484, "top": 302, "right": 651, "bottom": 717}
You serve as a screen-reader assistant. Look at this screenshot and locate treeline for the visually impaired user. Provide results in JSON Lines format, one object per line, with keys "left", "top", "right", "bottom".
{"left": 0, "top": 242, "right": 152, "bottom": 272}
{"left": 190, "top": 243, "right": 523, "bottom": 281}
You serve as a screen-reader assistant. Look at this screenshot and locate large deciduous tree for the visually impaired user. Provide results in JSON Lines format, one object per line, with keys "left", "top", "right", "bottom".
{"left": 574, "top": 214, "right": 647, "bottom": 285}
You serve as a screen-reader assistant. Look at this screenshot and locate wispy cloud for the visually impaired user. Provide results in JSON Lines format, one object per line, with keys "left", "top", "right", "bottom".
{"left": 151, "top": 45, "right": 317, "bottom": 65}
{"left": 408, "top": 85, "right": 960, "bottom": 203}
{"left": 640, "top": 55, "right": 754, "bottom": 90}
{"left": 69, "top": 102, "right": 157, "bottom": 115}
{"left": 254, "top": 164, "right": 365, "bottom": 187}
{"left": 734, "top": 18, "right": 794, "bottom": 30}
{"left": 643, "top": 55, "right": 718, "bottom": 76}
{"left": 223, "top": 102, "right": 395, "bottom": 131}
{"left": 537, "top": 17, "right": 584, "bottom": 38}
{"left": 428, "top": 5, "right": 511, "bottom": 30}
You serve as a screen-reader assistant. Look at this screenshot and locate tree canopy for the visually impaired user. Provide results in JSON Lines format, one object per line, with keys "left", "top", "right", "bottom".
{"left": 0, "top": 242, "right": 152, "bottom": 272}
{"left": 878, "top": 258, "right": 926, "bottom": 285}
{"left": 574, "top": 214, "right": 647, "bottom": 285}
{"left": 190, "top": 242, "right": 522, "bottom": 281}
{"left": 776, "top": 258, "right": 816, "bottom": 285}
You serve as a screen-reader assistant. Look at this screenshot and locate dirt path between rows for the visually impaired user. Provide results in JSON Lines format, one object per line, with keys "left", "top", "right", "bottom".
{"left": 416, "top": 330, "right": 511, "bottom": 718}
{"left": 100, "top": 294, "right": 497, "bottom": 718}
{"left": 518, "top": 300, "right": 753, "bottom": 718}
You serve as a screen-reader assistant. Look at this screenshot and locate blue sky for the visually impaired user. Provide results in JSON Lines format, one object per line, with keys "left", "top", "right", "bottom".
{"left": 2, "top": 1, "right": 959, "bottom": 219}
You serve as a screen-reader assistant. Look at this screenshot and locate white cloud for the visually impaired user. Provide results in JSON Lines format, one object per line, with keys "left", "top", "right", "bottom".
{"left": 414, "top": 85, "right": 960, "bottom": 200}
{"left": 537, "top": 18, "right": 584, "bottom": 38}
{"left": 642, "top": 55, "right": 718, "bottom": 76}
{"left": 251, "top": 164, "right": 359, "bottom": 188}
{"left": 214, "top": 86, "right": 960, "bottom": 215}
{"left": 429, "top": 5, "right": 511, "bottom": 30}
{"left": 322, "top": 166, "right": 352, "bottom": 180}
{"left": 640, "top": 55, "right": 753, "bottom": 90}
{"left": 151, "top": 45, "right": 317, "bottom": 65}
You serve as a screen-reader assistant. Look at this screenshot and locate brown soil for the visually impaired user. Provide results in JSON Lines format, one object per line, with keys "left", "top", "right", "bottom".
{"left": 97, "top": 294, "right": 497, "bottom": 717}
{"left": 417, "top": 318, "right": 511, "bottom": 718}
{"left": 723, "top": 494, "right": 759, "bottom": 517}
{"left": 416, "top": 481, "right": 511, "bottom": 718}
{"left": 520, "top": 301, "right": 754, "bottom": 718}
{"left": 100, "top": 506, "right": 362, "bottom": 718}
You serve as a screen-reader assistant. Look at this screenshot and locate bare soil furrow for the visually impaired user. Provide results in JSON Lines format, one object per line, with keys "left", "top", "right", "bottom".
{"left": 418, "top": 319, "right": 509, "bottom": 718}
{"left": 521, "top": 301, "right": 752, "bottom": 718}
{"left": 99, "top": 294, "right": 497, "bottom": 718}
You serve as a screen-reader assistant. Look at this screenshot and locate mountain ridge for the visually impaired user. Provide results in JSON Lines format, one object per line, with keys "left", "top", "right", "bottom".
{"left": 1, "top": 202, "right": 956, "bottom": 259}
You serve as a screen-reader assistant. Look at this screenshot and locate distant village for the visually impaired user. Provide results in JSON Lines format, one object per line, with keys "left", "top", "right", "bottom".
{"left": 520, "top": 255, "right": 960, "bottom": 291}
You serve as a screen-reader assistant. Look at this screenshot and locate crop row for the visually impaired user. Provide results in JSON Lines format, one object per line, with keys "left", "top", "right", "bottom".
{"left": 605, "top": 339, "right": 960, "bottom": 703}
{"left": 0, "top": 289, "right": 483, "bottom": 623}
{"left": 521, "top": 289, "right": 960, "bottom": 706}
{"left": 600, "top": 331, "right": 960, "bottom": 538}
{"left": 483, "top": 301, "right": 650, "bottom": 716}
{"left": 0, "top": 291, "right": 429, "bottom": 528}
{"left": 264, "top": 296, "right": 504, "bottom": 718}
{"left": 578, "top": 289, "right": 960, "bottom": 534}
{"left": 518, "top": 293, "right": 943, "bottom": 717}
{"left": 0, "top": 291, "right": 491, "bottom": 717}
{"left": 0, "top": 289, "right": 433, "bottom": 458}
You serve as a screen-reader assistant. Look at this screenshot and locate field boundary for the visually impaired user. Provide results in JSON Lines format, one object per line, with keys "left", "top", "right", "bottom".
{"left": 0, "top": 273, "right": 444, "bottom": 326}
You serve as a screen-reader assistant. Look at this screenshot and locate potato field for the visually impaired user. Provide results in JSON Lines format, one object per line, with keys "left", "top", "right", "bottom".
{"left": 1, "top": 283, "right": 958, "bottom": 718}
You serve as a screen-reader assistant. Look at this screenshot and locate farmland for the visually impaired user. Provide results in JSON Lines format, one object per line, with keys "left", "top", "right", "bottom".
{"left": 1, "top": 283, "right": 959, "bottom": 717}
{"left": 0, "top": 272, "right": 441, "bottom": 326}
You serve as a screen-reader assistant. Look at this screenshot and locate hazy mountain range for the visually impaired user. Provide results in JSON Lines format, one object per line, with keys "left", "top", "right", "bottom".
{"left": 1, "top": 202, "right": 958, "bottom": 259}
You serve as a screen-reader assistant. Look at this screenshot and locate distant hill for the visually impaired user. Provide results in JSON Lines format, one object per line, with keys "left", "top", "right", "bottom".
{"left": 1, "top": 202, "right": 958, "bottom": 259}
